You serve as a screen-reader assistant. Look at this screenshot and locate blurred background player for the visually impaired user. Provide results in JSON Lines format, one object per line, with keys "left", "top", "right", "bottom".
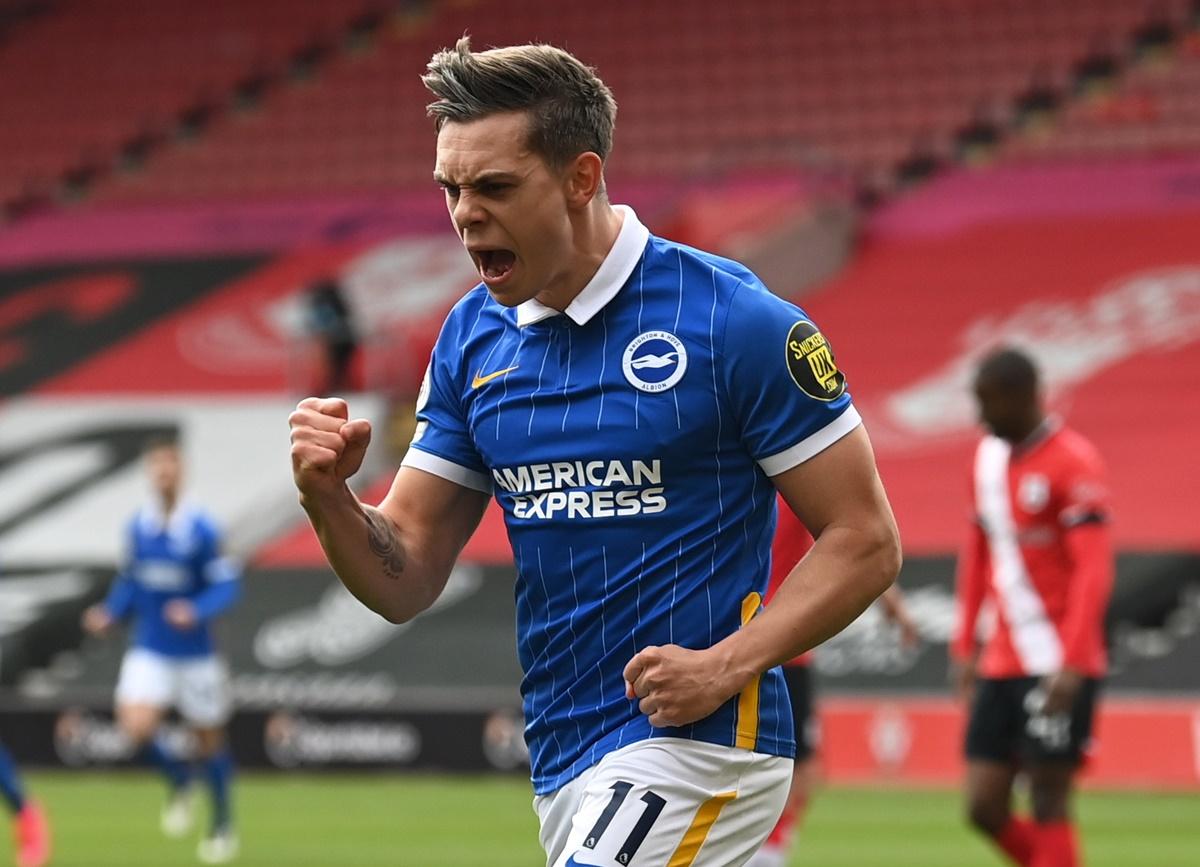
{"left": 303, "top": 275, "right": 360, "bottom": 395}
{"left": 950, "top": 347, "right": 1114, "bottom": 867}
{"left": 0, "top": 741, "right": 49, "bottom": 867}
{"left": 81, "top": 436, "right": 242, "bottom": 865}
{"left": 747, "top": 500, "right": 919, "bottom": 867}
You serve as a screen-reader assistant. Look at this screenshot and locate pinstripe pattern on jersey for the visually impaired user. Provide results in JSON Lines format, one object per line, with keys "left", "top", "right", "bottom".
{"left": 403, "top": 207, "right": 862, "bottom": 794}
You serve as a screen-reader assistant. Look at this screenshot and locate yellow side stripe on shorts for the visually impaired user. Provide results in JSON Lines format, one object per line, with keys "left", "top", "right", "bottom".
{"left": 666, "top": 790, "right": 737, "bottom": 867}
{"left": 735, "top": 591, "right": 763, "bottom": 750}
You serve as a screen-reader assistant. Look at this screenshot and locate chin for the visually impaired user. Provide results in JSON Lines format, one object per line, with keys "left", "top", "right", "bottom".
{"left": 490, "top": 274, "right": 539, "bottom": 305}
{"left": 483, "top": 286, "right": 524, "bottom": 308}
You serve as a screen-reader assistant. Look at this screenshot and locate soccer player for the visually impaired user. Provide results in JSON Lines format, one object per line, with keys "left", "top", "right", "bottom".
{"left": 747, "top": 502, "right": 919, "bottom": 867}
{"left": 81, "top": 436, "right": 241, "bottom": 864}
{"left": 951, "top": 348, "right": 1113, "bottom": 867}
{"left": 0, "top": 741, "right": 49, "bottom": 867}
{"left": 289, "top": 38, "right": 901, "bottom": 866}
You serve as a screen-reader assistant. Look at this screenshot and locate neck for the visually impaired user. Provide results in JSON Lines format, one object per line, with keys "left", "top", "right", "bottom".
{"left": 536, "top": 202, "right": 624, "bottom": 311}
{"left": 158, "top": 492, "right": 178, "bottom": 516}
{"left": 1009, "top": 412, "right": 1047, "bottom": 446}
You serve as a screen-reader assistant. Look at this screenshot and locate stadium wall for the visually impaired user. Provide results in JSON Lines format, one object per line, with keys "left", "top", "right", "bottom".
{"left": 3, "top": 559, "right": 1198, "bottom": 786}
{"left": 2, "top": 700, "right": 1197, "bottom": 789}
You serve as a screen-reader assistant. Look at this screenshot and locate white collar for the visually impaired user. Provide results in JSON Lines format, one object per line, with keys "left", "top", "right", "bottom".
{"left": 515, "top": 205, "right": 650, "bottom": 327}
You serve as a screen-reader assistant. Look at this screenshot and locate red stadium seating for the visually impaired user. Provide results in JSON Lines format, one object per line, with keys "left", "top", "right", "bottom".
{"left": 2, "top": 0, "right": 1194, "bottom": 211}
{"left": 1003, "top": 49, "right": 1200, "bottom": 160}
{"left": 0, "top": 0, "right": 364, "bottom": 205}
{"left": 80, "top": 0, "right": 1194, "bottom": 206}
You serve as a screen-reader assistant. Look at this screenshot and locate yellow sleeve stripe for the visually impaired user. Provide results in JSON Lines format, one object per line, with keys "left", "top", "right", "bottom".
{"left": 734, "top": 591, "right": 763, "bottom": 750}
{"left": 666, "top": 790, "right": 738, "bottom": 867}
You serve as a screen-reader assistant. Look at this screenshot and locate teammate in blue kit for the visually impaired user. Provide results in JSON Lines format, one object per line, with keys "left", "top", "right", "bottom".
{"left": 289, "top": 38, "right": 901, "bottom": 866}
{"left": 82, "top": 436, "right": 240, "bottom": 864}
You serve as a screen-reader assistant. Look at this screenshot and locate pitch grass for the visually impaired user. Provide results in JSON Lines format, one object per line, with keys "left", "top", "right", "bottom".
{"left": 7, "top": 772, "right": 1197, "bottom": 866}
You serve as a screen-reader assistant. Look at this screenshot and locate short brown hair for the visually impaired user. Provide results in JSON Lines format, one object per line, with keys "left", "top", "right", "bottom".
{"left": 142, "top": 432, "right": 181, "bottom": 455}
{"left": 422, "top": 36, "right": 617, "bottom": 169}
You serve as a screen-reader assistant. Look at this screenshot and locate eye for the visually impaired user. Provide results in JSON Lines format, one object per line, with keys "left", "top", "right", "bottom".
{"left": 439, "top": 182, "right": 460, "bottom": 198}
{"left": 478, "top": 182, "right": 511, "bottom": 197}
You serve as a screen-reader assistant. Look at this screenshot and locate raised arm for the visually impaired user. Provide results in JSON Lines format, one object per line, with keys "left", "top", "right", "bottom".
{"left": 289, "top": 397, "right": 489, "bottom": 623}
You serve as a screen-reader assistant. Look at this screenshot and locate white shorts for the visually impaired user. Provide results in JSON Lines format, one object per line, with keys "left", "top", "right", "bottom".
{"left": 115, "top": 648, "right": 232, "bottom": 727}
{"left": 535, "top": 738, "right": 792, "bottom": 867}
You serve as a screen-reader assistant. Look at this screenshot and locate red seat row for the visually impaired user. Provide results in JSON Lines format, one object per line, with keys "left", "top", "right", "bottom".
{"left": 3, "top": 0, "right": 1194, "bottom": 209}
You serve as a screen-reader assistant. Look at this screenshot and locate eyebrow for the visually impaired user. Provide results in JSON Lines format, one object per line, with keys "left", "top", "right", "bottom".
{"left": 432, "top": 170, "right": 522, "bottom": 187}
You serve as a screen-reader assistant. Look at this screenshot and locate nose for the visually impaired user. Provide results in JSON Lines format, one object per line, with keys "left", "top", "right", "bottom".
{"left": 452, "top": 191, "right": 487, "bottom": 232}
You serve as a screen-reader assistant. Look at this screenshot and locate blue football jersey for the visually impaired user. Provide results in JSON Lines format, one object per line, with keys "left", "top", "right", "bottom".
{"left": 104, "top": 501, "right": 240, "bottom": 658}
{"left": 403, "top": 207, "right": 860, "bottom": 794}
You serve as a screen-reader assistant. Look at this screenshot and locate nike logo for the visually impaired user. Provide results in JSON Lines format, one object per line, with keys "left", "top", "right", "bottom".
{"left": 563, "top": 856, "right": 602, "bottom": 867}
{"left": 471, "top": 365, "right": 519, "bottom": 388}
{"left": 629, "top": 352, "right": 679, "bottom": 370}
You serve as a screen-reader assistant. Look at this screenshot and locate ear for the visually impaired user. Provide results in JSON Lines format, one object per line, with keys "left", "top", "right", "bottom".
{"left": 563, "top": 152, "right": 604, "bottom": 208}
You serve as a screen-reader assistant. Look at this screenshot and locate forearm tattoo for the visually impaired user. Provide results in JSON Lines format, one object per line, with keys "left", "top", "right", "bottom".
{"left": 364, "top": 508, "right": 405, "bottom": 579}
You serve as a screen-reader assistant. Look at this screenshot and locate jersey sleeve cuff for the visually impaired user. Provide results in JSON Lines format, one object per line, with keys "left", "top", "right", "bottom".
{"left": 401, "top": 446, "right": 492, "bottom": 494}
{"left": 757, "top": 405, "right": 862, "bottom": 477}
{"left": 1060, "top": 508, "right": 1109, "bottom": 528}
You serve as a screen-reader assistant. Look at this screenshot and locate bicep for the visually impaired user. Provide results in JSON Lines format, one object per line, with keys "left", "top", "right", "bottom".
{"left": 770, "top": 425, "right": 896, "bottom": 541}
{"left": 378, "top": 465, "right": 490, "bottom": 565}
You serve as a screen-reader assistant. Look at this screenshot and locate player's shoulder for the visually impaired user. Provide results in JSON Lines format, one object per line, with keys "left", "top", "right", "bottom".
{"left": 440, "top": 283, "right": 494, "bottom": 328}
{"left": 127, "top": 507, "right": 147, "bottom": 534}
{"left": 437, "top": 284, "right": 516, "bottom": 360}
{"left": 178, "top": 502, "right": 223, "bottom": 539}
{"left": 970, "top": 435, "right": 1010, "bottom": 473}
{"left": 646, "top": 234, "right": 755, "bottom": 279}
{"left": 973, "top": 434, "right": 1000, "bottom": 455}
{"left": 645, "top": 234, "right": 766, "bottom": 296}
{"left": 649, "top": 235, "right": 811, "bottom": 330}
{"left": 1049, "top": 425, "right": 1106, "bottom": 475}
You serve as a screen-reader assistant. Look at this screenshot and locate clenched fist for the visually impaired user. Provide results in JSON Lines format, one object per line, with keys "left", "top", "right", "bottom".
{"left": 288, "top": 397, "right": 373, "bottom": 499}
{"left": 623, "top": 644, "right": 749, "bottom": 728}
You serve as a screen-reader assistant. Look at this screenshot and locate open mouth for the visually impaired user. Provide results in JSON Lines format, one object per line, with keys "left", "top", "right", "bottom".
{"left": 475, "top": 248, "right": 516, "bottom": 283}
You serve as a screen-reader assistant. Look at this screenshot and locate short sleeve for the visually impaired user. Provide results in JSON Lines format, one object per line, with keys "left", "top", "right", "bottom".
{"left": 401, "top": 320, "right": 491, "bottom": 493}
{"left": 1058, "top": 449, "right": 1110, "bottom": 528}
{"left": 722, "top": 283, "right": 860, "bottom": 476}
